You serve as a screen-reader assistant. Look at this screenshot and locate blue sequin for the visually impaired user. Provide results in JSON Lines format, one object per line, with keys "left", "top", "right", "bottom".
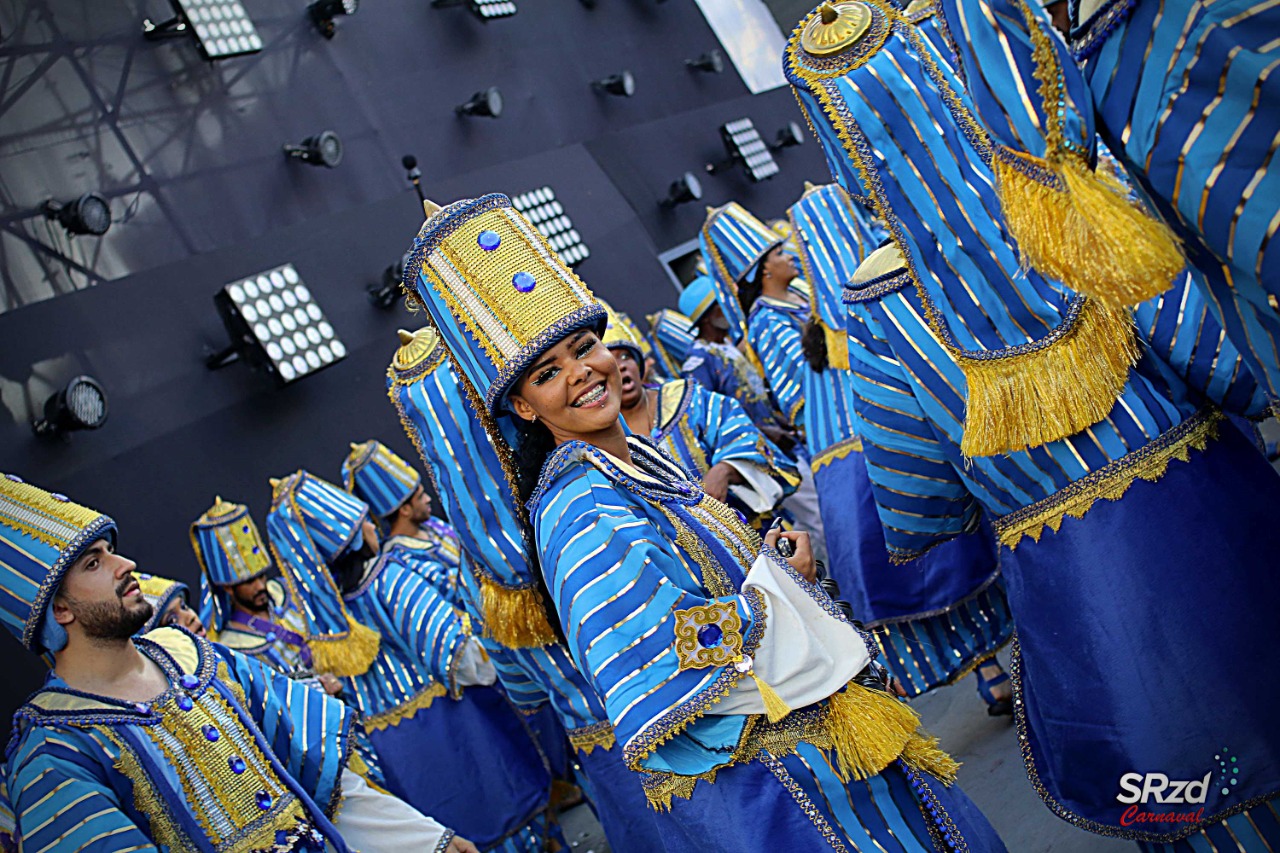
{"left": 697, "top": 624, "right": 723, "bottom": 647}
{"left": 134, "top": 703, "right": 149, "bottom": 714}
{"left": 180, "top": 674, "right": 199, "bottom": 690}
{"left": 202, "top": 724, "right": 220, "bottom": 742}
{"left": 512, "top": 272, "right": 536, "bottom": 293}
{"left": 266, "top": 631, "right": 278, "bottom": 642}
{"left": 478, "top": 230, "right": 501, "bottom": 251}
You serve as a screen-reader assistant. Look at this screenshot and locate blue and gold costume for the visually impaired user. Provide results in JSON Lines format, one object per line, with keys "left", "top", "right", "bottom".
{"left": 387, "top": 325, "right": 666, "bottom": 851}
{"left": 267, "top": 471, "right": 555, "bottom": 852}
{"left": 788, "top": 183, "right": 1010, "bottom": 697}
{"left": 402, "top": 192, "right": 1007, "bottom": 853}
{"left": 0, "top": 474, "right": 379, "bottom": 853}
{"left": 937, "top": 0, "right": 1280, "bottom": 407}
{"left": 646, "top": 308, "right": 696, "bottom": 380}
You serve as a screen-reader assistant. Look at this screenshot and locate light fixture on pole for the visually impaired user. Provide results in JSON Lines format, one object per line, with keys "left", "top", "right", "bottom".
{"left": 283, "top": 131, "right": 344, "bottom": 168}
{"left": 402, "top": 155, "right": 425, "bottom": 205}
{"left": 432, "top": 0, "right": 517, "bottom": 17}
{"left": 771, "top": 121, "right": 806, "bottom": 150}
{"left": 43, "top": 193, "right": 112, "bottom": 237}
{"left": 704, "top": 118, "right": 779, "bottom": 182}
{"left": 685, "top": 50, "right": 724, "bottom": 74}
{"left": 368, "top": 252, "right": 412, "bottom": 311}
{"left": 32, "top": 376, "right": 109, "bottom": 437}
{"left": 456, "top": 87, "right": 503, "bottom": 118}
{"left": 143, "top": 0, "right": 264, "bottom": 58}
{"left": 660, "top": 173, "right": 703, "bottom": 208}
{"left": 592, "top": 70, "right": 635, "bottom": 98}
{"left": 308, "top": 0, "right": 358, "bottom": 38}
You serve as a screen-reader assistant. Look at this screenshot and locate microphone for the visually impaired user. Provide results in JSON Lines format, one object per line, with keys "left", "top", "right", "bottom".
{"left": 402, "top": 154, "right": 425, "bottom": 204}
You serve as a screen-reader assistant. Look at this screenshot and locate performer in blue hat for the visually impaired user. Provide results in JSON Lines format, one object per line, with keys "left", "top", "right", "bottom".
{"left": 788, "top": 182, "right": 1012, "bottom": 710}
{"left": 135, "top": 572, "right": 206, "bottom": 637}
{"left": 645, "top": 308, "right": 696, "bottom": 381}
{"left": 388, "top": 323, "right": 669, "bottom": 851}
{"left": 0, "top": 473, "right": 475, "bottom": 852}
{"left": 402, "top": 192, "right": 1006, "bottom": 852}
{"left": 266, "top": 470, "right": 558, "bottom": 852}
{"left": 342, "top": 440, "right": 463, "bottom": 605}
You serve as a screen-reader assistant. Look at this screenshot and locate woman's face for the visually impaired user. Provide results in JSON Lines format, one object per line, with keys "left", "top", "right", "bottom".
{"left": 509, "top": 330, "right": 621, "bottom": 440}
{"left": 160, "top": 597, "right": 207, "bottom": 637}
{"left": 762, "top": 246, "right": 798, "bottom": 284}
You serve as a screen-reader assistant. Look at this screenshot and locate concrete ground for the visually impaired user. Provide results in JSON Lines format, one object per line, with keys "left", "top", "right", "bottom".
{"left": 557, "top": 649, "right": 1132, "bottom": 852}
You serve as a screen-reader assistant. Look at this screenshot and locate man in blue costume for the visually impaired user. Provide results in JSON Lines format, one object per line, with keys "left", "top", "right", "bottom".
{"left": 135, "top": 573, "right": 207, "bottom": 637}
{"left": 645, "top": 309, "right": 696, "bottom": 382}
{"left": 386, "top": 322, "right": 669, "bottom": 851}
{"left": 0, "top": 473, "right": 474, "bottom": 852}
{"left": 265, "top": 470, "right": 558, "bottom": 853}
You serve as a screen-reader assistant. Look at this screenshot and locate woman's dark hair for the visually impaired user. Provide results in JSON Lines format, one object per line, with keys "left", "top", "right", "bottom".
{"left": 802, "top": 317, "right": 829, "bottom": 373}
{"left": 511, "top": 418, "right": 567, "bottom": 644}
{"left": 330, "top": 543, "right": 369, "bottom": 595}
{"left": 738, "top": 261, "right": 765, "bottom": 316}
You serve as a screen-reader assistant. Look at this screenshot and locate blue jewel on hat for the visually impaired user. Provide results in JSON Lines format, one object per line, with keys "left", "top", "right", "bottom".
{"left": 4, "top": 474, "right": 22, "bottom": 482}
{"left": 176, "top": 695, "right": 193, "bottom": 712}
{"left": 266, "top": 631, "right": 278, "bottom": 642}
{"left": 512, "top": 272, "right": 536, "bottom": 293}
{"left": 229, "top": 756, "right": 247, "bottom": 774}
{"left": 256, "top": 790, "right": 273, "bottom": 810}
{"left": 478, "top": 230, "right": 501, "bottom": 251}
{"left": 51, "top": 493, "right": 69, "bottom": 502}
{"left": 134, "top": 702, "right": 150, "bottom": 714}
{"left": 180, "top": 674, "right": 199, "bottom": 690}
{"left": 202, "top": 724, "right": 220, "bottom": 742}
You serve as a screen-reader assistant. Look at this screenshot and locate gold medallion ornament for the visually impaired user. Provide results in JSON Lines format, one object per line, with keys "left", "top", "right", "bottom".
{"left": 673, "top": 602, "right": 743, "bottom": 670}
{"left": 801, "top": 2, "right": 873, "bottom": 56}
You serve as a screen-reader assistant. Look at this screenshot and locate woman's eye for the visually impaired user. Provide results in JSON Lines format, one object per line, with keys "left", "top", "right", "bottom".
{"left": 532, "top": 367, "right": 558, "bottom": 386}
{"left": 576, "top": 341, "right": 594, "bottom": 358}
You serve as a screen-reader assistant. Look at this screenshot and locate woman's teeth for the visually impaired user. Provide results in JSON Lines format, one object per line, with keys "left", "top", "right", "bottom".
{"left": 575, "top": 384, "right": 607, "bottom": 407}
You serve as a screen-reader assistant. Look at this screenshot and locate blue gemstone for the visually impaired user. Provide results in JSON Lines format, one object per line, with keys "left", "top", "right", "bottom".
{"left": 512, "top": 272, "right": 536, "bottom": 293}
{"left": 697, "top": 624, "right": 723, "bottom": 648}
{"left": 51, "top": 493, "right": 69, "bottom": 502}
{"left": 242, "top": 525, "right": 250, "bottom": 533}
{"left": 266, "top": 632, "right": 278, "bottom": 642}
{"left": 176, "top": 695, "right": 193, "bottom": 712}
{"left": 180, "top": 674, "right": 199, "bottom": 690}
{"left": 256, "top": 790, "right": 273, "bottom": 810}
{"left": 734, "top": 510, "right": 747, "bottom": 525}
{"left": 252, "top": 546, "right": 260, "bottom": 554}
{"left": 134, "top": 702, "right": 150, "bottom": 714}
{"left": 4, "top": 474, "right": 22, "bottom": 483}
{"left": 276, "top": 830, "right": 288, "bottom": 846}
{"left": 478, "top": 230, "right": 501, "bottom": 251}
{"left": 202, "top": 724, "right": 220, "bottom": 742}
{"left": 229, "top": 756, "right": 247, "bottom": 774}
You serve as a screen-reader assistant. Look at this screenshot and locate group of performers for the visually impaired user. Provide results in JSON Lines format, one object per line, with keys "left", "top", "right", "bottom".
{"left": 1, "top": 0, "right": 1278, "bottom": 849}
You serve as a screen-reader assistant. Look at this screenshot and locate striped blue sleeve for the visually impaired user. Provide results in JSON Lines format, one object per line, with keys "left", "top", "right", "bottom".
{"left": 8, "top": 730, "right": 158, "bottom": 853}
{"left": 748, "top": 310, "right": 808, "bottom": 429}
{"left": 696, "top": 385, "right": 799, "bottom": 489}
{"left": 376, "top": 561, "right": 468, "bottom": 692}
{"left": 845, "top": 307, "right": 980, "bottom": 561}
{"left": 1135, "top": 272, "right": 1270, "bottom": 418}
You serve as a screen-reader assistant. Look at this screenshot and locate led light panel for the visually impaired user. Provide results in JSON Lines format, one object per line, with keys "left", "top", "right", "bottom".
{"left": 474, "top": 0, "right": 517, "bottom": 17}
{"left": 721, "top": 118, "right": 778, "bottom": 182}
{"left": 511, "top": 187, "right": 590, "bottom": 267}
{"left": 178, "top": 0, "right": 263, "bottom": 58}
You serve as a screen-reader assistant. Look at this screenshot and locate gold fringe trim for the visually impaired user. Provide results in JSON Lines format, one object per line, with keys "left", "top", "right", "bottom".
{"left": 309, "top": 617, "right": 381, "bottom": 678}
{"left": 824, "top": 683, "right": 958, "bottom": 784}
{"left": 567, "top": 720, "right": 617, "bottom": 756}
{"left": 753, "top": 671, "right": 792, "bottom": 724}
{"left": 812, "top": 437, "right": 863, "bottom": 473}
{"left": 480, "top": 576, "right": 559, "bottom": 649}
{"left": 362, "top": 682, "right": 448, "bottom": 732}
{"left": 994, "top": 152, "right": 1184, "bottom": 308}
{"left": 823, "top": 322, "right": 851, "bottom": 371}
{"left": 993, "top": 409, "right": 1223, "bottom": 549}
{"left": 959, "top": 299, "right": 1139, "bottom": 457}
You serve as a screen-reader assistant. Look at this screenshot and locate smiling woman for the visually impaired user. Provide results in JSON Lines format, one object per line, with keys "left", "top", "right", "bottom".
{"left": 402, "top": 193, "right": 1008, "bottom": 852}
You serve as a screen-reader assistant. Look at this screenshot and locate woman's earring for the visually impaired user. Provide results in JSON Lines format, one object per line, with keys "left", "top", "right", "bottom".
{"left": 530, "top": 414, "right": 538, "bottom": 423}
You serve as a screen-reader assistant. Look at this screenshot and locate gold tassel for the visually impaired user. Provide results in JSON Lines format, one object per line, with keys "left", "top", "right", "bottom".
{"left": 310, "top": 617, "right": 381, "bottom": 677}
{"left": 994, "top": 152, "right": 1184, "bottom": 308}
{"left": 958, "top": 299, "right": 1139, "bottom": 457}
{"left": 900, "top": 733, "right": 960, "bottom": 785}
{"left": 824, "top": 683, "right": 923, "bottom": 782}
{"left": 752, "top": 671, "right": 793, "bottom": 724}
{"left": 822, "top": 322, "right": 851, "bottom": 371}
{"left": 480, "top": 576, "right": 559, "bottom": 649}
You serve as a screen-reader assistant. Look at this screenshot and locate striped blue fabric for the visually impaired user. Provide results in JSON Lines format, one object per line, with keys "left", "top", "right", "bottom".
{"left": 699, "top": 203, "right": 782, "bottom": 344}
{"left": 747, "top": 297, "right": 809, "bottom": 429}
{"left": 788, "top": 183, "right": 882, "bottom": 335}
{"left": 647, "top": 309, "right": 697, "bottom": 379}
{"left": 189, "top": 499, "right": 272, "bottom": 634}
{"left": 382, "top": 535, "right": 465, "bottom": 608}
{"left": 341, "top": 440, "right": 420, "bottom": 520}
{"left": 681, "top": 339, "right": 790, "bottom": 436}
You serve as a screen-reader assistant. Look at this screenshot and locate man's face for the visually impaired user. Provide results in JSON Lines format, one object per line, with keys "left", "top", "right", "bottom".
{"left": 705, "top": 303, "right": 730, "bottom": 332}
{"left": 53, "top": 540, "right": 152, "bottom": 642}
{"left": 229, "top": 575, "right": 270, "bottom": 615}
{"left": 401, "top": 484, "right": 432, "bottom": 525}
{"left": 611, "top": 348, "right": 645, "bottom": 409}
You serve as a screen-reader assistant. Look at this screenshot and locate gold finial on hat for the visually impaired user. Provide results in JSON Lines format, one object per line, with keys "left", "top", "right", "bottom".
{"left": 804, "top": 181, "right": 817, "bottom": 192}
{"left": 802, "top": 1, "right": 873, "bottom": 56}
{"left": 820, "top": 2, "right": 839, "bottom": 22}
{"left": 397, "top": 329, "right": 416, "bottom": 346}
{"left": 423, "top": 199, "right": 442, "bottom": 218}
{"left": 391, "top": 326, "right": 443, "bottom": 372}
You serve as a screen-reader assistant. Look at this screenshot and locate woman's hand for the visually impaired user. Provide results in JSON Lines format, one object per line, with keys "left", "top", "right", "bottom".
{"left": 702, "top": 462, "right": 743, "bottom": 502}
{"left": 318, "top": 673, "right": 344, "bottom": 696}
{"left": 448, "top": 836, "right": 480, "bottom": 853}
{"left": 764, "top": 526, "right": 817, "bottom": 583}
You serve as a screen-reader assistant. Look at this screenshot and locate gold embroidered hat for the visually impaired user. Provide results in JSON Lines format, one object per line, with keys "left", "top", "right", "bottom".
{"left": 136, "top": 573, "right": 192, "bottom": 634}
{"left": 190, "top": 497, "right": 273, "bottom": 634}
{"left": 601, "top": 302, "right": 646, "bottom": 365}
{"left": 0, "top": 474, "right": 116, "bottom": 653}
{"left": 341, "top": 440, "right": 420, "bottom": 519}
{"left": 401, "top": 194, "right": 606, "bottom": 420}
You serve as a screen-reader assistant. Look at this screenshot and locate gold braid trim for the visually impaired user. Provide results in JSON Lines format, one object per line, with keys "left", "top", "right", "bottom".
{"left": 362, "top": 682, "right": 449, "bottom": 732}
{"left": 479, "top": 575, "right": 559, "bottom": 649}
{"left": 823, "top": 683, "right": 957, "bottom": 784}
{"left": 105, "top": 729, "right": 201, "bottom": 853}
{"left": 993, "top": 409, "right": 1224, "bottom": 548}
{"left": 308, "top": 616, "right": 381, "bottom": 678}
{"left": 812, "top": 436, "right": 863, "bottom": 473}
{"left": 823, "top": 321, "right": 851, "bottom": 370}
{"left": 992, "top": 0, "right": 1183, "bottom": 308}
{"left": 959, "top": 299, "right": 1139, "bottom": 457}
{"left": 566, "top": 720, "right": 617, "bottom": 756}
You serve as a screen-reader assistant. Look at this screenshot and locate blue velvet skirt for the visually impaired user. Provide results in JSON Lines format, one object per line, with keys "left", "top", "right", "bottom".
{"left": 1001, "top": 422, "right": 1280, "bottom": 841}
{"left": 369, "top": 684, "right": 552, "bottom": 851}
{"left": 576, "top": 741, "right": 669, "bottom": 852}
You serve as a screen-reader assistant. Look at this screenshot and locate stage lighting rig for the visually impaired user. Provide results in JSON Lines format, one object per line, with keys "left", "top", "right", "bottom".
{"left": 434, "top": 0, "right": 517, "bottom": 17}
{"left": 309, "top": 0, "right": 357, "bottom": 38}
{"left": 512, "top": 187, "right": 589, "bottom": 266}
{"left": 456, "top": 88, "right": 503, "bottom": 118}
{"left": 368, "top": 252, "right": 412, "bottom": 311}
{"left": 207, "top": 264, "right": 347, "bottom": 386}
{"left": 771, "top": 121, "right": 806, "bottom": 150}
{"left": 143, "top": 0, "right": 263, "bottom": 59}
{"left": 402, "top": 155, "right": 426, "bottom": 205}
{"left": 685, "top": 50, "right": 724, "bottom": 74}
{"left": 32, "top": 376, "right": 109, "bottom": 437}
{"left": 661, "top": 173, "right": 703, "bottom": 208}
{"left": 592, "top": 70, "right": 636, "bottom": 98}
{"left": 705, "top": 118, "right": 779, "bottom": 183}
{"left": 43, "top": 193, "right": 111, "bottom": 237}
{"left": 283, "top": 131, "right": 344, "bottom": 168}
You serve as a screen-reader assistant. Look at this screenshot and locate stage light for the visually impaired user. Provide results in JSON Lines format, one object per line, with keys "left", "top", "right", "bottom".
{"left": 661, "top": 172, "right": 703, "bottom": 208}
{"left": 512, "top": 187, "right": 589, "bottom": 266}
{"left": 208, "top": 264, "right": 347, "bottom": 386}
{"left": 368, "top": 252, "right": 411, "bottom": 310}
{"left": 309, "top": 0, "right": 357, "bottom": 38}
{"left": 143, "top": 0, "right": 264, "bottom": 59}
{"left": 33, "top": 376, "right": 109, "bottom": 437}
{"left": 432, "top": 0, "right": 517, "bottom": 18}
{"left": 685, "top": 50, "right": 724, "bottom": 74}
{"left": 43, "top": 193, "right": 111, "bottom": 237}
{"left": 771, "top": 121, "right": 806, "bottom": 150}
{"left": 705, "top": 118, "right": 778, "bottom": 183}
{"left": 402, "top": 154, "right": 426, "bottom": 205}
{"left": 592, "top": 70, "right": 635, "bottom": 98}
{"left": 456, "top": 87, "right": 503, "bottom": 118}
{"left": 283, "top": 131, "right": 343, "bottom": 168}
